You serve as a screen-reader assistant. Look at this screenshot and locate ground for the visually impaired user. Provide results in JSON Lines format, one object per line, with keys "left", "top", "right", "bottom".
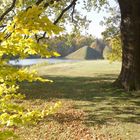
{"left": 16, "top": 60, "right": 140, "bottom": 140}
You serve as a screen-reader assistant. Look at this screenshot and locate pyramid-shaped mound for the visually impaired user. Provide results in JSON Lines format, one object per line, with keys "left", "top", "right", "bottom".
{"left": 90, "top": 39, "right": 106, "bottom": 55}
{"left": 65, "top": 46, "right": 102, "bottom": 60}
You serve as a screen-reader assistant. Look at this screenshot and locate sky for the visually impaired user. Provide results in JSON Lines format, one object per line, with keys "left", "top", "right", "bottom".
{"left": 67, "top": 0, "right": 117, "bottom": 38}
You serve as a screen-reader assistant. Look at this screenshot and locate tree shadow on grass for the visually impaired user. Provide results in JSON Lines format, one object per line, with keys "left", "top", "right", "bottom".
{"left": 20, "top": 74, "right": 140, "bottom": 126}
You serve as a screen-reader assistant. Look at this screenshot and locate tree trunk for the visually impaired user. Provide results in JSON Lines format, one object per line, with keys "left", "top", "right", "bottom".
{"left": 116, "top": 0, "right": 140, "bottom": 91}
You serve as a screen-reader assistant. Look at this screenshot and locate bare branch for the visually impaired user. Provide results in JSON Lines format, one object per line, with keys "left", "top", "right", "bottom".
{"left": 54, "top": 0, "right": 77, "bottom": 25}
{"left": 0, "top": 0, "right": 17, "bottom": 21}
{"left": 37, "top": 0, "right": 77, "bottom": 42}
{"left": 71, "top": 2, "right": 76, "bottom": 22}
{"left": 37, "top": 32, "right": 46, "bottom": 43}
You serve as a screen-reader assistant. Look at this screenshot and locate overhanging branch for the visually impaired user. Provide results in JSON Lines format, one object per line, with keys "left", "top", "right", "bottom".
{"left": 37, "top": 0, "right": 77, "bottom": 42}
{"left": 71, "top": 2, "right": 76, "bottom": 22}
{"left": 0, "top": 0, "right": 17, "bottom": 21}
{"left": 54, "top": 0, "right": 77, "bottom": 25}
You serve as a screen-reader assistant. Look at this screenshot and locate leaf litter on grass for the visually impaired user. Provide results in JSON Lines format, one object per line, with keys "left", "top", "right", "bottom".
{"left": 44, "top": 101, "right": 115, "bottom": 140}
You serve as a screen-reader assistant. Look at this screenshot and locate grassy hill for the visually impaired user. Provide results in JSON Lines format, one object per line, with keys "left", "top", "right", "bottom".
{"left": 65, "top": 46, "right": 103, "bottom": 60}
{"left": 17, "top": 60, "right": 140, "bottom": 140}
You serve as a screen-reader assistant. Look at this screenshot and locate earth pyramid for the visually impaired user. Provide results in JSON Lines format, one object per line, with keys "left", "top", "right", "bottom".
{"left": 66, "top": 46, "right": 102, "bottom": 60}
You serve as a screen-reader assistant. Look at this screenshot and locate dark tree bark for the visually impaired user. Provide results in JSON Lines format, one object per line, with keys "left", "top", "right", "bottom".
{"left": 115, "top": 0, "right": 140, "bottom": 90}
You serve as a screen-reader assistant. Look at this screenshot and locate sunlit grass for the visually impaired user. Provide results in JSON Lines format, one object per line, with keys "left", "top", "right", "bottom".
{"left": 30, "top": 60, "right": 121, "bottom": 77}
{"left": 18, "top": 60, "right": 140, "bottom": 140}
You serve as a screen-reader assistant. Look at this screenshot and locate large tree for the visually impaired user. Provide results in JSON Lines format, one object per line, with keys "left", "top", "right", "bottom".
{"left": 116, "top": 0, "right": 140, "bottom": 90}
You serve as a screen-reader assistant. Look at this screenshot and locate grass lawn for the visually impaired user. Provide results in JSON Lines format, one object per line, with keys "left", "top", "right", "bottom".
{"left": 18, "top": 60, "right": 140, "bottom": 140}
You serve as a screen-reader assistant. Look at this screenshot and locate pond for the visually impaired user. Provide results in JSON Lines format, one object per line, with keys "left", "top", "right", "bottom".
{"left": 9, "top": 58, "right": 80, "bottom": 66}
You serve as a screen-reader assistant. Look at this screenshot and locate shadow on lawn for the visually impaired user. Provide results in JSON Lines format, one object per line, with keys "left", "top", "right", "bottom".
{"left": 20, "top": 74, "right": 140, "bottom": 126}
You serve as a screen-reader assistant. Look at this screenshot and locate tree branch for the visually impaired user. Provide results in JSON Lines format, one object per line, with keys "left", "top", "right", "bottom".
{"left": 37, "top": 0, "right": 77, "bottom": 42}
{"left": 53, "top": 0, "right": 77, "bottom": 25}
{"left": 71, "top": 2, "right": 76, "bottom": 22}
{"left": 0, "top": 0, "right": 17, "bottom": 21}
{"left": 36, "top": 0, "right": 44, "bottom": 5}
{"left": 37, "top": 32, "right": 46, "bottom": 43}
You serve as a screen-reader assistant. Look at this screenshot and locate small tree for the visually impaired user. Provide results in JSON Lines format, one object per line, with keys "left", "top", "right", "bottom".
{"left": 0, "top": 2, "right": 62, "bottom": 139}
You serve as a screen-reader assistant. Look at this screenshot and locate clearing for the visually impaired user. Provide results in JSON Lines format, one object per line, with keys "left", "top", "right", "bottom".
{"left": 18, "top": 60, "right": 140, "bottom": 140}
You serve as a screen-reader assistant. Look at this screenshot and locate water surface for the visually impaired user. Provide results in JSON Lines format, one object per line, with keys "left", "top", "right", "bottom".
{"left": 9, "top": 58, "right": 80, "bottom": 66}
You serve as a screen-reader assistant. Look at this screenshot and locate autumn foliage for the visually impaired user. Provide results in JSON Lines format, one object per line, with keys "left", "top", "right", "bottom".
{"left": 0, "top": 4, "right": 62, "bottom": 139}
